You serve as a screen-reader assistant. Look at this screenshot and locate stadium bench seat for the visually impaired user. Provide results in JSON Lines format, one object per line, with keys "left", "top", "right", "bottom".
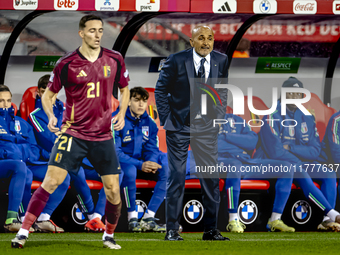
{"left": 111, "top": 95, "right": 119, "bottom": 112}
{"left": 19, "top": 86, "right": 38, "bottom": 121}
{"left": 302, "top": 93, "right": 337, "bottom": 141}
{"left": 291, "top": 182, "right": 321, "bottom": 190}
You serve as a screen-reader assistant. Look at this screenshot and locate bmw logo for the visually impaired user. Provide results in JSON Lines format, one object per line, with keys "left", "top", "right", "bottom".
{"left": 183, "top": 200, "right": 204, "bottom": 224}
{"left": 291, "top": 200, "right": 312, "bottom": 224}
{"left": 136, "top": 200, "right": 147, "bottom": 220}
{"left": 71, "top": 203, "right": 87, "bottom": 225}
{"left": 260, "top": 0, "right": 271, "bottom": 13}
{"left": 238, "top": 200, "right": 258, "bottom": 224}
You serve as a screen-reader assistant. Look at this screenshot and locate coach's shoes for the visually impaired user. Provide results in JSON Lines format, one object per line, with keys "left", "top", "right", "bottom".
{"left": 317, "top": 220, "right": 340, "bottom": 232}
{"left": 85, "top": 218, "right": 106, "bottom": 232}
{"left": 103, "top": 236, "right": 121, "bottom": 250}
{"left": 34, "top": 220, "right": 64, "bottom": 233}
{"left": 267, "top": 219, "right": 295, "bottom": 232}
{"left": 202, "top": 229, "right": 230, "bottom": 241}
{"left": 165, "top": 230, "right": 184, "bottom": 241}
{"left": 226, "top": 219, "right": 246, "bottom": 233}
{"left": 128, "top": 218, "right": 142, "bottom": 232}
{"left": 140, "top": 218, "right": 166, "bottom": 232}
{"left": 11, "top": 235, "right": 27, "bottom": 248}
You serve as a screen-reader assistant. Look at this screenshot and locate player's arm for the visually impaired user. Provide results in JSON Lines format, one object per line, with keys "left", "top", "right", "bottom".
{"left": 114, "top": 129, "right": 143, "bottom": 169}
{"left": 223, "top": 116, "right": 258, "bottom": 151}
{"left": 28, "top": 109, "right": 57, "bottom": 152}
{"left": 41, "top": 87, "right": 59, "bottom": 134}
{"left": 260, "top": 114, "right": 300, "bottom": 163}
{"left": 327, "top": 116, "right": 340, "bottom": 163}
{"left": 113, "top": 86, "right": 129, "bottom": 131}
{"left": 289, "top": 118, "right": 321, "bottom": 160}
{"left": 142, "top": 122, "right": 161, "bottom": 172}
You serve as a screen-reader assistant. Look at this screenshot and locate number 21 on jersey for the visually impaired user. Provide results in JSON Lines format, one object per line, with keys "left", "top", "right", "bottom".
{"left": 87, "top": 82, "right": 100, "bottom": 98}
{"left": 58, "top": 136, "right": 73, "bottom": 152}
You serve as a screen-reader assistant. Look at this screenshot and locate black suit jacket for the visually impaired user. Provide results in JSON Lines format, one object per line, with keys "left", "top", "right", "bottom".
{"left": 155, "top": 48, "right": 228, "bottom": 131}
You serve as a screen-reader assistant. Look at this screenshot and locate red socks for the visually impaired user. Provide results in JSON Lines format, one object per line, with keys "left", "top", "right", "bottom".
{"left": 105, "top": 200, "right": 122, "bottom": 234}
{"left": 22, "top": 186, "right": 50, "bottom": 231}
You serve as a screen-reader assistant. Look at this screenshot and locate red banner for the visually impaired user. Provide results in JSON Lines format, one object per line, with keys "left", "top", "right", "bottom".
{"left": 126, "top": 21, "right": 340, "bottom": 42}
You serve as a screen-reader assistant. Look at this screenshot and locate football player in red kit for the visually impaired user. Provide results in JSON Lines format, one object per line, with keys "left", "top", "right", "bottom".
{"left": 12, "top": 15, "right": 130, "bottom": 250}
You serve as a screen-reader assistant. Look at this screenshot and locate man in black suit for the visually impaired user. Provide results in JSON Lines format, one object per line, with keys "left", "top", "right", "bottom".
{"left": 155, "top": 26, "right": 229, "bottom": 241}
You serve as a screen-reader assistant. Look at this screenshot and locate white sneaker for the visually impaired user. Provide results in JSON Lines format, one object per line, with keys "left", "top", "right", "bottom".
{"left": 103, "top": 236, "right": 121, "bottom": 249}
{"left": 317, "top": 220, "right": 340, "bottom": 232}
{"left": 11, "top": 235, "right": 27, "bottom": 248}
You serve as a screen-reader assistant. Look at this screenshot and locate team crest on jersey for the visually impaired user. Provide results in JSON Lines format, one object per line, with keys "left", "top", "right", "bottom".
{"left": 238, "top": 200, "right": 258, "bottom": 224}
{"left": 15, "top": 120, "right": 21, "bottom": 132}
{"left": 301, "top": 122, "right": 308, "bottom": 134}
{"left": 55, "top": 153, "right": 63, "bottom": 163}
{"left": 103, "top": 65, "right": 111, "bottom": 77}
{"left": 183, "top": 200, "right": 204, "bottom": 224}
{"left": 289, "top": 126, "right": 295, "bottom": 137}
{"left": 142, "top": 126, "right": 149, "bottom": 137}
{"left": 291, "top": 200, "right": 312, "bottom": 224}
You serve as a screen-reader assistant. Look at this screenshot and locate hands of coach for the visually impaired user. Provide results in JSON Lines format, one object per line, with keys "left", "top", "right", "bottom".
{"left": 142, "top": 161, "right": 162, "bottom": 174}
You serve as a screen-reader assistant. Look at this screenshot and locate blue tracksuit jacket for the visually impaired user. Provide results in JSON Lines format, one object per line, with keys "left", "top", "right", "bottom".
{"left": 218, "top": 113, "right": 258, "bottom": 163}
{"left": 254, "top": 101, "right": 321, "bottom": 163}
{"left": 114, "top": 107, "right": 160, "bottom": 168}
{"left": 28, "top": 97, "right": 64, "bottom": 153}
{"left": 318, "top": 111, "right": 340, "bottom": 165}
{"left": 0, "top": 107, "right": 48, "bottom": 163}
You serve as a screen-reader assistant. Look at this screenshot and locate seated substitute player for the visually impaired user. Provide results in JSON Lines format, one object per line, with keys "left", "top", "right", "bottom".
{"left": 28, "top": 75, "right": 107, "bottom": 232}
{"left": 35, "top": 74, "right": 50, "bottom": 108}
{"left": 255, "top": 77, "right": 340, "bottom": 231}
{"left": 12, "top": 14, "right": 130, "bottom": 249}
{"left": 217, "top": 113, "right": 295, "bottom": 233}
{"left": 317, "top": 107, "right": 340, "bottom": 230}
{"left": 115, "top": 87, "right": 168, "bottom": 232}
{"left": 0, "top": 85, "right": 28, "bottom": 232}
{"left": 0, "top": 85, "right": 68, "bottom": 233}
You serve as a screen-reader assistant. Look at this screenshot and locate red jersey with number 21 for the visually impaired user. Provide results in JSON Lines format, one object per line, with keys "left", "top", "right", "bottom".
{"left": 48, "top": 47, "right": 129, "bottom": 141}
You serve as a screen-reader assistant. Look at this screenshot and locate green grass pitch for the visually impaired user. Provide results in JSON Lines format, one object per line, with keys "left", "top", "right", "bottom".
{"left": 1, "top": 232, "right": 340, "bottom": 255}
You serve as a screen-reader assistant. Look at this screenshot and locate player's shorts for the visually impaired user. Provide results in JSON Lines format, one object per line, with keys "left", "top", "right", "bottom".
{"left": 49, "top": 133, "right": 120, "bottom": 176}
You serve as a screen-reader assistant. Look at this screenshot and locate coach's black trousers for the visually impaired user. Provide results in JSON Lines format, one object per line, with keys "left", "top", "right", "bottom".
{"left": 165, "top": 119, "right": 220, "bottom": 232}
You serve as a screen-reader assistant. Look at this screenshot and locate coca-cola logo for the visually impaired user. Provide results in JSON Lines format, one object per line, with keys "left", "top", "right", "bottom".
{"left": 57, "top": 0, "right": 75, "bottom": 8}
{"left": 294, "top": 3, "right": 315, "bottom": 12}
